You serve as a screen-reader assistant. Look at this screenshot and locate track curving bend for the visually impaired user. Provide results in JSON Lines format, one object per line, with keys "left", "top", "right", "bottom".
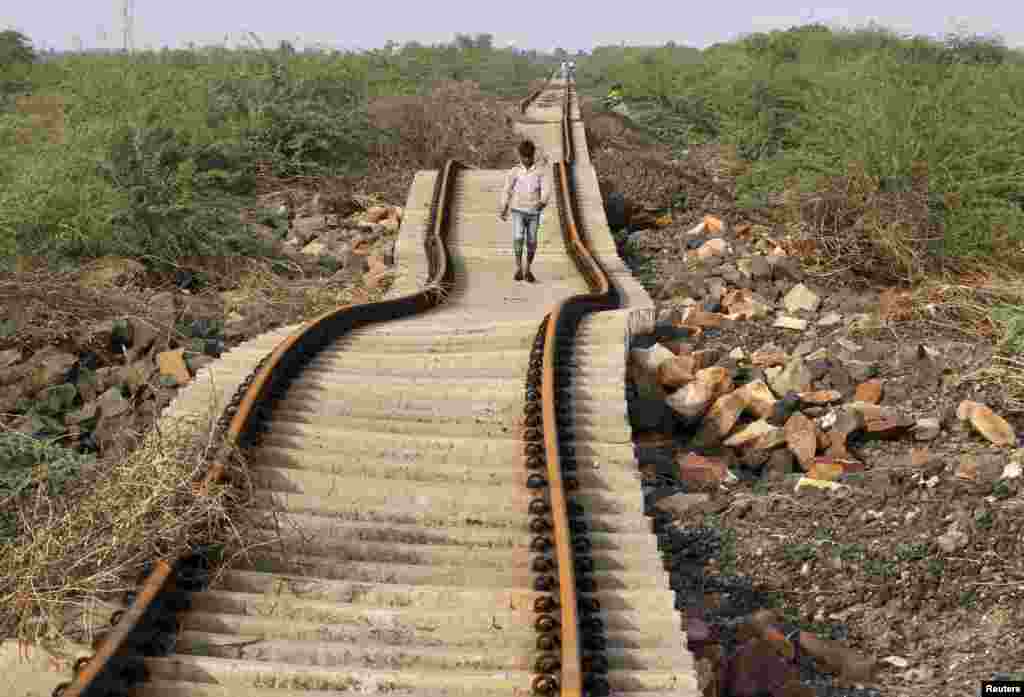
{"left": 57, "top": 76, "right": 698, "bottom": 697}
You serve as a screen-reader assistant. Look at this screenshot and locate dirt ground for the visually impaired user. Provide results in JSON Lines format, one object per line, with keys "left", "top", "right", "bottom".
{"left": 591, "top": 119, "right": 1024, "bottom": 695}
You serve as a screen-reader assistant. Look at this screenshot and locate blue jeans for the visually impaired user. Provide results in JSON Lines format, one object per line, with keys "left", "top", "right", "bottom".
{"left": 511, "top": 209, "right": 540, "bottom": 268}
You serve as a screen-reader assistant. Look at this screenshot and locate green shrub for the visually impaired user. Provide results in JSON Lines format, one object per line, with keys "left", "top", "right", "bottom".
{"left": 0, "top": 431, "right": 94, "bottom": 500}
{"left": 581, "top": 25, "right": 1024, "bottom": 273}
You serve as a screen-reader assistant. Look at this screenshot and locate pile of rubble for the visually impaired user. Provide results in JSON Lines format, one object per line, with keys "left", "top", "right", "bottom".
{"left": 265, "top": 195, "right": 403, "bottom": 291}
{"left": 628, "top": 216, "right": 1020, "bottom": 491}
{"left": 622, "top": 215, "right": 1023, "bottom": 696}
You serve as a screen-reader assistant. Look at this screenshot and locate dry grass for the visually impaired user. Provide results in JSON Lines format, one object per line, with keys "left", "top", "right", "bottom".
{"left": 14, "top": 95, "right": 66, "bottom": 145}
{"left": 0, "top": 413, "right": 257, "bottom": 652}
{"left": 776, "top": 161, "right": 943, "bottom": 284}
{"left": 363, "top": 81, "right": 521, "bottom": 201}
{"left": 0, "top": 265, "right": 151, "bottom": 351}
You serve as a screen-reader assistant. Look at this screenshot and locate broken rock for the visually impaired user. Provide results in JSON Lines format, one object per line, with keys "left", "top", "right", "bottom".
{"left": 656, "top": 354, "right": 697, "bottom": 391}
{"left": 797, "top": 390, "right": 842, "bottom": 405}
{"left": 699, "top": 391, "right": 748, "bottom": 445}
{"left": 677, "top": 453, "right": 730, "bottom": 487}
{"left": 724, "top": 419, "right": 786, "bottom": 450}
{"left": 773, "top": 315, "right": 808, "bottom": 331}
{"left": 769, "top": 357, "right": 813, "bottom": 397}
{"left": 695, "top": 238, "right": 730, "bottom": 260}
{"left": 735, "top": 380, "right": 777, "bottom": 419}
{"left": 956, "top": 400, "right": 1017, "bottom": 446}
{"left": 817, "top": 311, "right": 842, "bottom": 327}
{"left": 630, "top": 344, "right": 674, "bottom": 400}
{"left": 782, "top": 283, "right": 821, "bottom": 314}
{"left": 854, "top": 379, "right": 883, "bottom": 404}
{"left": 784, "top": 413, "right": 817, "bottom": 469}
{"left": 157, "top": 349, "right": 192, "bottom": 387}
{"left": 654, "top": 492, "right": 712, "bottom": 518}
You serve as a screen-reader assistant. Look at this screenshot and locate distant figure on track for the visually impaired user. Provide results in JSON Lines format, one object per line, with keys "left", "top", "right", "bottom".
{"left": 499, "top": 139, "right": 549, "bottom": 283}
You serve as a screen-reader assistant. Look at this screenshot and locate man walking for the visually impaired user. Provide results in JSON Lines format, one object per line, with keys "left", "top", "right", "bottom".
{"left": 499, "top": 140, "right": 548, "bottom": 283}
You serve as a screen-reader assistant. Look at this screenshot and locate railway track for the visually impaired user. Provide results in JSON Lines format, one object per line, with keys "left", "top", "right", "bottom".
{"left": 54, "top": 76, "right": 699, "bottom": 697}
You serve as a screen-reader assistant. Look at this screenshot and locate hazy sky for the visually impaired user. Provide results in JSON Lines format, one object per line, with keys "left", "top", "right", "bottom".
{"left": 4, "top": 1, "right": 1022, "bottom": 52}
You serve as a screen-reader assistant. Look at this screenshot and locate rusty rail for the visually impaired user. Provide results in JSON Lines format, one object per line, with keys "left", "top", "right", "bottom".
{"left": 546, "top": 76, "right": 619, "bottom": 697}
{"left": 58, "top": 160, "right": 461, "bottom": 697}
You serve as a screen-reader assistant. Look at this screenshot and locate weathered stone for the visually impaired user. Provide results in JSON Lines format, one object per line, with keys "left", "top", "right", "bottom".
{"left": 782, "top": 283, "right": 821, "bottom": 314}
{"left": 773, "top": 315, "right": 808, "bottom": 331}
{"left": 364, "top": 205, "right": 389, "bottom": 223}
{"left": 769, "top": 358, "right": 813, "bottom": 397}
{"left": 957, "top": 400, "right": 1017, "bottom": 446}
{"left": 630, "top": 344, "right": 675, "bottom": 401}
{"left": 677, "top": 453, "right": 730, "bottom": 487}
{"left": 807, "top": 457, "right": 846, "bottom": 481}
{"left": 864, "top": 411, "right": 915, "bottom": 439}
{"left": 794, "top": 477, "right": 846, "bottom": 494}
{"left": 699, "top": 366, "right": 734, "bottom": 401}
{"left": 157, "top": 349, "right": 191, "bottom": 387}
{"left": 793, "top": 340, "right": 816, "bottom": 358}
{"left": 853, "top": 379, "right": 883, "bottom": 404}
{"left": 751, "top": 350, "right": 787, "bottom": 368}
{"left": 657, "top": 354, "right": 697, "bottom": 390}
{"left": 722, "top": 288, "right": 771, "bottom": 320}
{"left": 797, "top": 390, "right": 842, "bottom": 405}
{"left": 301, "top": 240, "right": 328, "bottom": 256}
{"left": 827, "top": 409, "right": 865, "bottom": 460}
{"left": 784, "top": 413, "right": 817, "bottom": 469}
{"left": 666, "top": 379, "right": 714, "bottom": 420}
{"left": 699, "top": 391, "right": 748, "bottom": 445}
{"left": 666, "top": 367, "right": 732, "bottom": 421}
{"left": 817, "top": 311, "right": 842, "bottom": 327}
{"left": 681, "top": 307, "right": 733, "bottom": 329}
{"left": 654, "top": 492, "right": 712, "bottom": 518}
{"left": 725, "top": 419, "right": 786, "bottom": 450}
{"left": 695, "top": 238, "right": 730, "bottom": 260}
{"left": 736, "top": 380, "right": 777, "bottom": 419}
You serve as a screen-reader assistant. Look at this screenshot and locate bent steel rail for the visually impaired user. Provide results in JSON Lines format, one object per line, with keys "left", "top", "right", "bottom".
{"left": 546, "top": 77, "right": 619, "bottom": 697}
{"left": 59, "top": 161, "right": 461, "bottom": 697}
